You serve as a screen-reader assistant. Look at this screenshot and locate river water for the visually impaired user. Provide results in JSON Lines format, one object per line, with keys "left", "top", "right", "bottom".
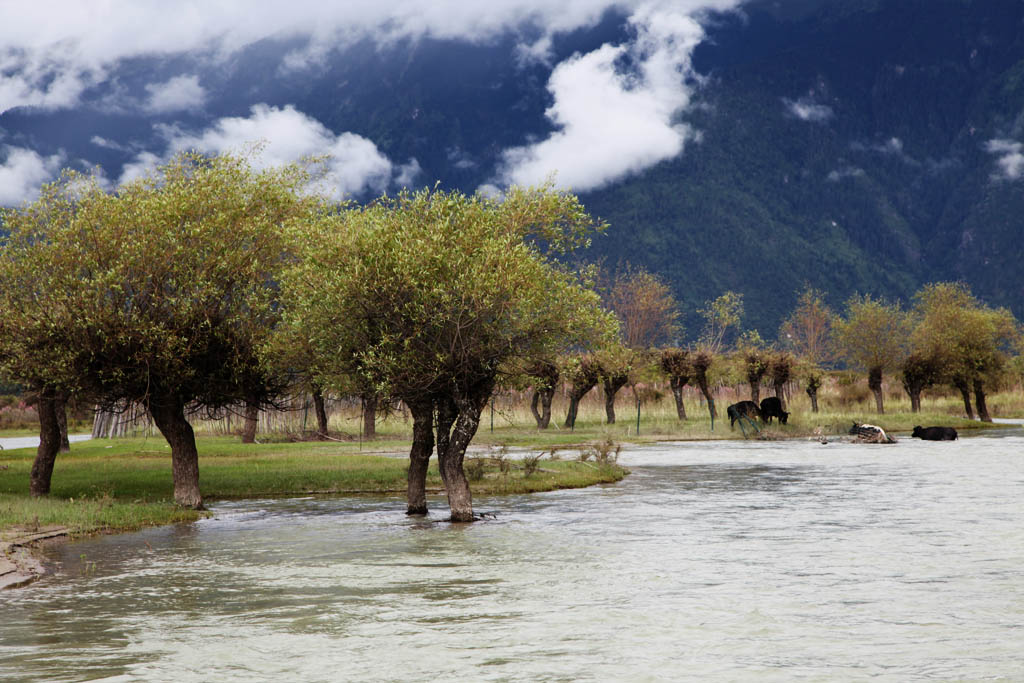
{"left": 2, "top": 431, "right": 1023, "bottom": 682}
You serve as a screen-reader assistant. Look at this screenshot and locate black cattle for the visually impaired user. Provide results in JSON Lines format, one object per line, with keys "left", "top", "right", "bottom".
{"left": 726, "top": 400, "right": 761, "bottom": 429}
{"left": 912, "top": 425, "right": 958, "bottom": 441}
{"left": 759, "top": 397, "right": 789, "bottom": 425}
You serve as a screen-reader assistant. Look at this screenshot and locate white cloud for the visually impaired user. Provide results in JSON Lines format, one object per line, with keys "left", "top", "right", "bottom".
{"left": 826, "top": 166, "right": 864, "bottom": 182}
{"left": 985, "top": 138, "right": 1024, "bottom": 180}
{"left": 783, "top": 95, "right": 833, "bottom": 123}
{"left": 144, "top": 75, "right": 206, "bottom": 113}
{"left": 0, "top": 1, "right": 740, "bottom": 113}
{"left": 119, "top": 104, "right": 403, "bottom": 199}
{"left": 0, "top": 146, "right": 65, "bottom": 206}
{"left": 486, "top": 1, "right": 735, "bottom": 193}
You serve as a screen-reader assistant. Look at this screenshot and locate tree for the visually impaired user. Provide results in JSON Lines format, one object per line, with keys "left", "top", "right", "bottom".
{"left": 659, "top": 348, "right": 691, "bottom": 420}
{"left": 767, "top": 351, "right": 795, "bottom": 408}
{"left": 910, "top": 282, "right": 1020, "bottom": 422}
{"left": 0, "top": 152, "right": 313, "bottom": 506}
{"left": 525, "top": 359, "right": 559, "bottom": 429}
{"left": 690, "top": 350, "right": 718, "bottom": 419}
{"left": 278, "top": 185, "right": 614, "bottom": 521}
{"left": 780, "top": 287, "right": 834, "bottom": 414}
{"left": 779, "top": 287, "right": 834, "bottom": 366}
{"left": 595, "top": 345, "right": 634, "bottom": 424}
{"left": 901, "top": 352, "right": 941, "bottom": 413}
{"left": 832, "top": 294, "right": 912, "bottom": 414}
{"left": 605, "top": 265, "right": 680, "bottom": 350}
{"left": 562, "top": 354, "right": 602, "bottom": 430}
{"left": 698, "top": 291, "right": 743, "bottom": 354}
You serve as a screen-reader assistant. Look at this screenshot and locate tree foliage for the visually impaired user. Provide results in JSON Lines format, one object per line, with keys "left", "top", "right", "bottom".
{"left": 832, "top": 294, "right": 912, "bottom": 414}
{"left": 0, "top": 152, "right": 316, "bottom": 504}
{"left": 278, "top": 184, "right": 615, "bottom": 520}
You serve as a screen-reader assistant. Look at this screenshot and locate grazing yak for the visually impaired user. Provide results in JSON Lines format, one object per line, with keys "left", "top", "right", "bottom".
{"left": 911, "top": 425, "right": 958, "bottom": 441}
{"left": 759, "top": 397, "right": 789, "bottom": 425}
{"left": 727, "top": 400, "right": 761, "bottom": 429}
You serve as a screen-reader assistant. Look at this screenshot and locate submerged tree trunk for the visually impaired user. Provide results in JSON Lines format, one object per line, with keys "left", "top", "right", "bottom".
{"left": 241, "top": 398, "right": 259, "bottom": 443}
{"left": 669, "top": 376, "right": 687, "bottom": 420}
{"left": 55, "top": 392, "right": 70, "bottom": 453}
{"left": 149, "top": 396, "right": 203, "bottom": 509}
{"left": 436, "top": 389, "right": 491, "bottom": 523}
{"left": 973, "top": 378, "right": 992, "bottom": 423}
{"left": 30, "top": 387, "right": 62, "bottom": 497}
{"left": 868, "top": 367, "right": 884, "bottom": 414}
{"left": 406, "top": 400, "right": 435, "bottom": 515}
{"left": 312, "top": 386, "right": 329, "bottom": 439}
{"left": 953, "top": 377, "right": 974, "bottom": 420}
{"left": 362, "top": 393, "right": 377, "bottom": 439}
{"left": 602, "top": 374, "right": 629, "bottom": 424}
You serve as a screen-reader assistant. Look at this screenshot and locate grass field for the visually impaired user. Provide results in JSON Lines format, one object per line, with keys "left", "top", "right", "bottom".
{"left": 0, "top": 436, "right": 627, "bottom": 537}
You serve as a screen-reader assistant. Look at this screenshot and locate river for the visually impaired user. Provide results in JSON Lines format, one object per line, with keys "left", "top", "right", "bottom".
{"left": 2, "top": 430, "right": 1023, "bottom": 681}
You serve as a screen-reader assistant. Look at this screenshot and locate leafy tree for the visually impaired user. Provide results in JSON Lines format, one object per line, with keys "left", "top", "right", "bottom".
{"left": 736, "top": 330, "right": 768, "bottom": 404}
{"left": 900, "top": 352, "right": 941, "bottom": 413}
{"left": 832, "top": 294, "right": 912, "bottom": 414}
{"left": 911, "top": 282, "right": 1020, "bottom": 422}
{"left": 698, "top": 291, "right": 743, "bottom": 354}
{"left": 767, "top": 351, "right": 795, "bottom": 408}
{"left": 659, "top": 348, "right": 691, "bottom": 420}
{"left": 278, "top": 185, "right": 614, "bottom": 521}
{"left": 605, "top": 265, "right": 680, "bottom": 350}
{"left": 0, "top": 152, "right": 313, "bottom": 505}
{"left": 779, "top": 287, "right": 834, "bottom": 366}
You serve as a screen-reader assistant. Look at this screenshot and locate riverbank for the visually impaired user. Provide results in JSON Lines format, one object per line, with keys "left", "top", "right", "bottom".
{"left": 0, "top": 436, "right": 627, "bottom": 587}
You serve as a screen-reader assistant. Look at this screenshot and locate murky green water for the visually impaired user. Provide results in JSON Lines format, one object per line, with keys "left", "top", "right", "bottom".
{"left": 3, "top": 432, "right": 1023, "bottom": 681}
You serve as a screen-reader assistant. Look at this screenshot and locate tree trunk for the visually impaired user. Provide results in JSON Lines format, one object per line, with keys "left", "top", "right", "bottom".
{"left": 312, "top": 386, "right": 329, "bottom": 439}
{"left": 55, "top": 392, "right": 70, "bottom": 453}
{"left": 695, "top": 378, "right": 717, "bottom": 419}
{"left": 406, "top": 400, "right": 434, "bottom": 515}
{"left": 749, "top": 382, "right": 760, "bottom": 405}
{"left": 361, "top": 394, "right": 377, "bottom": 439}
{"left": 973, "top": 378, "right": 992, "bottom": 423}
{"left": 868, "top": 367, "right": 884, "bottom": 414}
{"left": 437, "top": 391, "right": 489, "bottom": 522}
{"left": 530, "top": 388, "right": 554, "bottom": 429}
{"left": 908, "top": 389, "right": 921, "bottom": 413}
{"left": 241, "top": 398, "right": 259, "bottom": 443}
{"left": 806, "top": 385, "right": 819, "bottom": 413}
{"left": 953, "top": 377, "right": 974, "bottom": 419}
{"left": 149, "top": 396, "right": 203, "bottom": 509}
{"left": 773, "top": 380, "right": 786, "bottom": 408}
{"left": 30, "top": 388, "right": 62, "bottom": 497}
{"left": 539, "top": 388, "right": 553, "bottom": 429}
{"left": 564, "top": 383, "right": 595, "bottom": 429}
{"left": 670, "top": 376, "right": 687, "bottom": 420}
{"left": 602, "top": 375, "right": 628, "bottom": 424}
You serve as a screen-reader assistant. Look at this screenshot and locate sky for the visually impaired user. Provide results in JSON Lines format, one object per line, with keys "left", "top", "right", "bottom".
{"left": 0, "top": 0, "right": 745, "bottom": 205}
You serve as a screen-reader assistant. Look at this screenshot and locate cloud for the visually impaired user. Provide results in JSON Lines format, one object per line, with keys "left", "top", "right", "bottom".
{"left": 0, "top": 1, "right": 740, "bottom": 113}
{"left": 119, "top": 104, "right": 404, "bottom": 198}
{"left": 985, "top": 138, "right": 1024, "bottom": 180}
{"left": 0, "top": 146, "right": 65, "bottom": 206}
{"left": 486, "top": 1, "right": 738, "bottom": 193}
{"left": 783, "top": 95, "right": 833, "bottom": 123}
{"left": 144, "top": 75, "right": 206, "bottom": 114}
{"left": 826, "top": 166, "right": 864, "bottom": 182}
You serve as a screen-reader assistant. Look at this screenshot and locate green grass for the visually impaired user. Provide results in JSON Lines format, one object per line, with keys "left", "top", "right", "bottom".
{"left": 0, "top": 436, "right": 627, "bottom": 537}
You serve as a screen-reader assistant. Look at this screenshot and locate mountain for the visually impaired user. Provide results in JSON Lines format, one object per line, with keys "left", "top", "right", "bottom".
{"left": 2, "top": 0, "right": 1023, "bottom": 340}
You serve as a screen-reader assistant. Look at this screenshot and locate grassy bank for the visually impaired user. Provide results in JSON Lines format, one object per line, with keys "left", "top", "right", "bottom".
{"left": 0, "top": 437, "right": 627, "bottom": 537}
